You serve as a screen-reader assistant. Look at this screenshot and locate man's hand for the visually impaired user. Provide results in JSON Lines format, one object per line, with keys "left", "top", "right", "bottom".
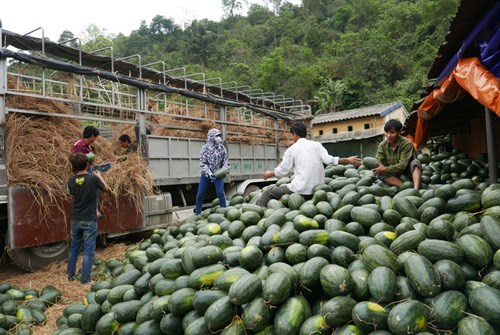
{"left": 262, "top": 170, "right": 275, "bottom": 180}
{"left": 348, "top": 156, "right": 362, "bottom": 167}
{"left": 210, "top": 174, "right": 217, "bottom": 183}
{"left": 372, "top": 163, "right": 386, "bottom": 174}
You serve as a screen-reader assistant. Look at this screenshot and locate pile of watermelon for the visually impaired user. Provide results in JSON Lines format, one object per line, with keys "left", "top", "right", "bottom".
{"left": 0, "top": 285, "right": 61, "bottom": 335}
{"left": 52, "top": 150, "right": 500, "bottom": 335}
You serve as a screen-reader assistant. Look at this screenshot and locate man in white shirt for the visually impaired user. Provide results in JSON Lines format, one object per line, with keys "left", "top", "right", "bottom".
{"left": 257, "top": 123, "right": 361, "bottom": 207}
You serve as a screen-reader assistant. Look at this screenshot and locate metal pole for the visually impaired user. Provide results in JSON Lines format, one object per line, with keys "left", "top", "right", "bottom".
{"left": 485, "top": 107, "right": 498, "bottom": 183}
{"left": 137, "top": 90, "right": 147, "bottom": 156}
{"left": 0, "top": 21, "right": 9, "bottom": 198}
{"left": 220, "top": 105, "right": 226, "bottom": 140}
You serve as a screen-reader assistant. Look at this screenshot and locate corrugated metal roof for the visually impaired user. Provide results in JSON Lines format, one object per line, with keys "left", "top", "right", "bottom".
{"left": 311, "top": 102, "right": 403, "bottom": 125}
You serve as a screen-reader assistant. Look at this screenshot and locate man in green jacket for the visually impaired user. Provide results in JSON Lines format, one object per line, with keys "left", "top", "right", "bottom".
{"left": 373, "top": 119, "right": 422, "bottom": 190}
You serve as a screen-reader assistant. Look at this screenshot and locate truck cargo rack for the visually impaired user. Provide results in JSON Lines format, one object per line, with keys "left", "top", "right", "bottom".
{"left": 0, "top": 26, "right": 311, "bottom": 119}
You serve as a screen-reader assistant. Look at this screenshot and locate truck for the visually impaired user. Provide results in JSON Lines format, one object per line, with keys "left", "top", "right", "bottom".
{"left": 0, "top": 23, "right": 311, "bottom": 271}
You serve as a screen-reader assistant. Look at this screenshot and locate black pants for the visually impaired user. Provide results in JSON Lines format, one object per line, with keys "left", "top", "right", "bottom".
{"left": 134, "top": 123, "right": 152, "bottom": 142}
{"left": 257, "top": 185, "right": 293, "bottom": 207}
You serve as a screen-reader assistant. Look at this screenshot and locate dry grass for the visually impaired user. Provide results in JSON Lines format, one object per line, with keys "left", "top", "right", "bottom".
{"left": 0, "top": 243, "right": 130, "bottom": 335}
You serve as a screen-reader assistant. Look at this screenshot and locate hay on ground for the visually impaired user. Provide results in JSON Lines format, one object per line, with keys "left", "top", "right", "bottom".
{"left": 0, "top": 243, "right": 129, "bottom": 335}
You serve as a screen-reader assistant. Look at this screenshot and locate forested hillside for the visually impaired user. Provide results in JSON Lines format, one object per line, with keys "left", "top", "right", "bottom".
{"left": 59, "top": 0, "right": 460, "bottom": 114}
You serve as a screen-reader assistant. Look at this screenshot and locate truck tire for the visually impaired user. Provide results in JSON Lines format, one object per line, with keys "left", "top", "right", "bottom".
{"left": 244, "top": 185, "right": 261, "bottom": 197}
{"left": 7, "top": 240, "right": 69, "bottom": 272}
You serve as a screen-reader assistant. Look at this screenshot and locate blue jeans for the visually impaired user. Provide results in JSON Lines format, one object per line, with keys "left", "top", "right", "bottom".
{"left": 67, "top": 220, "right": 98, "bottom": 283}
{"left": 195, "top": 175, "right": 226, "bottom": 215}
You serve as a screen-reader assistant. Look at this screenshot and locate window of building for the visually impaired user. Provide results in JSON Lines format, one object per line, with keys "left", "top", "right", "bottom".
{"left": 319, "top": 130, "right": 323, "bottom": 135}
{"left": 332, "top": 128, "right": 337, "bottom": 134}
{"left": 348, "top": 126, "right": 353, "bottom": 132}
{"left": 364, "top": 123, "right": 370, "bottom": 129}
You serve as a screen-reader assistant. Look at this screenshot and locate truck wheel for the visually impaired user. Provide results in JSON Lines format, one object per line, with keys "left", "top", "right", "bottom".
{"left": 243, "top": 185, "right": 261, "bottom": 197}
{"left": 7, "top": 241, "right": 69, "bottom": 272}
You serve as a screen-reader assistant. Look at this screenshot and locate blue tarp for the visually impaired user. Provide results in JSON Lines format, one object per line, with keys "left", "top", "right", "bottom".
{"left": 436, "top": 2, "right": 500, "bottom": 86}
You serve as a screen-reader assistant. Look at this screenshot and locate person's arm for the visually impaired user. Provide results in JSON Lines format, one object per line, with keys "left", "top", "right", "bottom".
{"left": 272, "top": 147, "right": 294, "bottom": 178}
{"left": 263, "top": 147, "right": 294, "bottom": 180}
{"left": 94, "top": 171, "right": 109, "bottom": 192}
{"left": 199, "top": 147, "right": 212, "bottom": 177}
{"left": 318, "top": 144, "right": 339, "bottom": 166}
{"left": 317, "top": 143, "right": 361, "bottom": 167}
{"left": 151, "top": 114, "right": 161, "bottom": 124}
{"left": 339, "top": 156, "right": 361, "bottom": 166}
{"left": 262, "top": 170, "right": 276, "bottom": 180}
{"left": 372, "top": 142, "right": 388, "bottom": 174}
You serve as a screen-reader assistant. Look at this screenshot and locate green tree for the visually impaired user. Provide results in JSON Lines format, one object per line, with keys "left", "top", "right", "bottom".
{"left": 184, "top": 20, "right": 218, "bottom": 69}
{"left": 257, "top": 47, "right": 289, "bottom": 92}
{"left": 314, "top": 78, "right": 345, "bottom": 115}
{"left": 247, "top": 4, "right": 274, "bottom": 25}
{"left": 81, "top": 24, "right": 113, "bottom": 54}
{"left": 263, "top": 0, "right": 284, "bottom": 15}
{"left": 222, "top": 0, "right": 247, "bottom": 18}
{"left": 341, "top": 77, "right": 371, "bottom": 110}
{"left": 58, "top": 30, "right": 78, "bottom": 48}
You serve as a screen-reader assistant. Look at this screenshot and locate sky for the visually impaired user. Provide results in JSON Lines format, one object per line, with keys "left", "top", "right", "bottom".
{"left": 2, "top": 0, "right": 302, "bottom": 41}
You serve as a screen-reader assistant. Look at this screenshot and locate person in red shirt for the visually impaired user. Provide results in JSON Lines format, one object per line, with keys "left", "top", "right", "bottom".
{"left": 72, "top": 126, "right": 95, "bottom": 154}
{"left": 72, "top": 126, "right": 111, "bottom": 218}
{"left": 72, "top": 126, "right": 112, "bottom": 173}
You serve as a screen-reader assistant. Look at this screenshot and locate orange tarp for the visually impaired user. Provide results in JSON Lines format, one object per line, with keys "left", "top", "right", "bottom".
{"left": 412, "top": 57, "right": 500, "bottom": 149}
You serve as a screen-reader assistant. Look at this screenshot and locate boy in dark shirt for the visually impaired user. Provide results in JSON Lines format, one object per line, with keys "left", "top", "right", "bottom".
{"left": 67, "top": 153, "right": 109, "bottom": 284}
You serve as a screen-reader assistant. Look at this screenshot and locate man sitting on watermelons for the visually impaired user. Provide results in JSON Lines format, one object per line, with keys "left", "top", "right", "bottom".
{"left": 257, "top": 123, "right": 361, "bottom": 207}
{"left": 373, "top": 119, "right": 422, "bottom": 190}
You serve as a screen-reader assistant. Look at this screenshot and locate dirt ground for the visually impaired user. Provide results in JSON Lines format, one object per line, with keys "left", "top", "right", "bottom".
{"left": 0, "top": 242, "right": 131, "bottom": 335}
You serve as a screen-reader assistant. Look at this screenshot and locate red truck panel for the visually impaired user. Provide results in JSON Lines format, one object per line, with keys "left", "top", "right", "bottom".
{"left": 8, "top": 187, "right": 142, "bottom": 249}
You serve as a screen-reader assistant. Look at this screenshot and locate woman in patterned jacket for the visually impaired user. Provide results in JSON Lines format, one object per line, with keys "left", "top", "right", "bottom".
{"left": 194, "top": 128, "right": 230, "bottom": 215}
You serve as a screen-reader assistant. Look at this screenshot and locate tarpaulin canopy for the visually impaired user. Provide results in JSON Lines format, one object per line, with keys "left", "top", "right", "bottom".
{"left": 412, "top": 58, "right": 499, "bottom": 149}
{"left": 435, "top": 2, "right": 500, "bottom": 86}
{"left": 409, "top": 0, "right": 500, "bottom": 149}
